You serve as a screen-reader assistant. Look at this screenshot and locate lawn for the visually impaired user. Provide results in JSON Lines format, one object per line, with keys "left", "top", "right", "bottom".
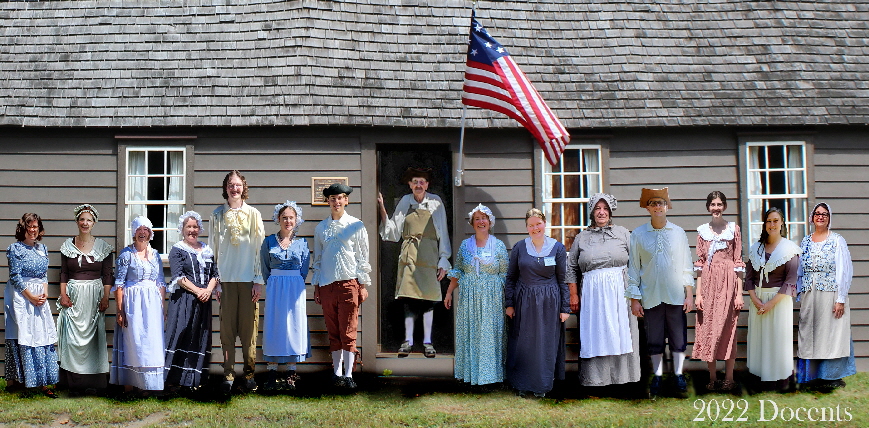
{"left": 1, "top": 372, "right": 866, "bottom": 427}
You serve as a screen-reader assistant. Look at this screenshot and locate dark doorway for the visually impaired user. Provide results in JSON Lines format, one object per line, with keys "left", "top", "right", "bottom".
{"left": 377, "top": 144, "right": 454, "bottom": 355}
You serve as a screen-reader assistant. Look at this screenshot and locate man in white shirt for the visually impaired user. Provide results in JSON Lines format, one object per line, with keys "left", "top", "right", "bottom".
{"left": 312, "top": 183, "right": 370, "bottom": 389}
{"left": 377, "top": 167, "right": 451, "bottom": 358}
{"left": 210, "top": 170, "right": 265, "bottom": 394}
{"left": 626, "top": 187, "right": 695, "bottom": 396}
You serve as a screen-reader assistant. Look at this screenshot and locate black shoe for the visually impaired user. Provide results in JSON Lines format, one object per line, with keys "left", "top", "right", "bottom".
{"left": 243, "top": 377, "right": 258, "bottom": 392}
{"left": 220, "top": 380, "right": 233, "bottom": 395}
{"left": 333, "top": 375, "right": 347, "bottom": 388}
{"left": 261, "top": 371, "right": 280, "bottom": 392}
{"left": 676, "top": 374, "right": 688, "bottom": 393}
{"left": 649, "top": 376, "right": 663, "bottom": 397}
{"left": 829, "top": 379, "right": 846, "bottom": 389}
{"left": 344, "top": 377, "right": 358, "bottom": 390}
{"left": 398, "top": 341, "right": 412, "bottom": 357}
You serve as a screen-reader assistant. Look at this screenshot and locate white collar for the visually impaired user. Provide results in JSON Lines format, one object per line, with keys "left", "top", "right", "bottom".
{"left": 749, "top": 239, "right": 800, "bottom": 283}
{"left": 697, "top": 222, "right": 735, "bottom": 241}
{"left": 525, "top": 236, "right": 557, "bottom": 258}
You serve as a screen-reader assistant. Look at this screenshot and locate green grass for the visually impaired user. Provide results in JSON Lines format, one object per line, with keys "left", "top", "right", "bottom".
{"left": 1, "top": 374, "right": 867, "bottom": 427}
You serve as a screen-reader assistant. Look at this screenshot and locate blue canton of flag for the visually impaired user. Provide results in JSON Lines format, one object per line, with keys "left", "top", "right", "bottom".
{"left": 461, "top": 13, "right": 570, "bottom": 166}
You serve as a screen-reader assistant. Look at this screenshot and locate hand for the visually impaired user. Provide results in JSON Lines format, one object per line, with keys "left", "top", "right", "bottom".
{"left": 757, "top": 302, "right": 769, "bottom": 316}
{"left": 505, "top": 306, "right": 515, "bottom": 319}
{"left": 251, "top": 283, "right": 262, "bottom": 302}
{"left": 443, "top": 293, "right": 453, "bottom": 310}
{"left": 559, "top": 313, "right": 569, "bottom": 323}
{"left": 684, "top": 295, "right": 695, "bottom": 313}
{"left": 695, "top": 295, "right": 703, "bottom": 312}
{"left": 215, "top": 290, "right": 221, "bottom": 303}
{"left": 59, "top": 293, "right": 73, "bottom": 308}
{"left": 437, "top": 268, "right": 446, "bottom": 281}
{"left": 117, "top": 311, "right": 127, "bottom": 327}
{"left": 833, "top": 302, "right": 845, "bottom": 319}
{"left": 631, "top": 299, "right": 644, "bottom": 318}
{"left": 733, "top": 295, "right": 744, "bottom": 311}
{"left": 27, "top": 293, "right": 47, "bottom": 307}
{"left": 359, "top": 287, "right": 369, "bottom": 303}
{"left": 197, "top": 288, "right": 211, "bottom": 303}
{"left": 98, "top": 295, "right": 109, "bottom": 312}
{"left": 314, "top": 285, "right": 321, "bottom": 305}
{"left": 751, "top": 298, "right": 763, "bottom": 311}
{"left": 377, "top": 192, "right": 385, "bottom": 208}
{"left": 569, "top": 292, "right": 579, "bottom": 313}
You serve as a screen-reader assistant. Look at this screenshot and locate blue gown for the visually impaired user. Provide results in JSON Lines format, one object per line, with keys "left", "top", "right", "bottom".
{"left": 260, "top": 235, "right": 311, "bottom": 362}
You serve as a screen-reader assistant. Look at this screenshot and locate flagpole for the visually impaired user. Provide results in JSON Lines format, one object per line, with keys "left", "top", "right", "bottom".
{"left": 456, "top": 3, "right": 477, "bottom": 188}
{"left": 455, "top": 104, "right": 467, "bottom": 187}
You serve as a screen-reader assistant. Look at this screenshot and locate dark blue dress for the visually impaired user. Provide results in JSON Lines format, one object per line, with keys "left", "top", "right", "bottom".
{"left": 505, "top": 238, "right": 569, "bottom": 395}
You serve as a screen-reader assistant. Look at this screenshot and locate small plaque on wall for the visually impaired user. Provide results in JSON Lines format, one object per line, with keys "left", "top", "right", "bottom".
{"left": 311, "top": 177, "right": 349, "bottom": 205}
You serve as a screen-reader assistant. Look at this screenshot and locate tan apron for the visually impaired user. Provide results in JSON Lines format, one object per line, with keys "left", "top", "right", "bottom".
{"left": 395, "top": 208, "right": 442, "bottom": 301}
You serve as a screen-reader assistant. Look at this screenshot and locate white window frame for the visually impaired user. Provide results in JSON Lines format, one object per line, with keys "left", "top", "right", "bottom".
{"left": 124, "top": 146, "right": 187, "bottom": 255}
{"left": 541, "top": 144, "right": 603, "bottom": 249}
{"left": 744, "top": 141, "right": 808, "bottom": 244}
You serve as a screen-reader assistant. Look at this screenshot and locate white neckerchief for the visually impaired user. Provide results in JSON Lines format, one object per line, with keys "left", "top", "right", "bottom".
{"left": 59, "top": 237, "right": 113, "bottom": 267}
{"left": 525, "top": 236, "right": 557, "bottom": 258}
{"left": 464, "top": 235, "right": 496, "bottom": 274}
{"left": 697, "top": 222, "right": 735, "bottom": 268}
{"left": 749, "top": 238, "right": 801, "bottom": 283}
{"left": 173, "top": 240, "right": 213, "bottom": 286}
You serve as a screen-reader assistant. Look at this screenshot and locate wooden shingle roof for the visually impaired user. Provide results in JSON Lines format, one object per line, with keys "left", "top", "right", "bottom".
{"left": 1, "top": 0, "right": 867, "bottom": 128}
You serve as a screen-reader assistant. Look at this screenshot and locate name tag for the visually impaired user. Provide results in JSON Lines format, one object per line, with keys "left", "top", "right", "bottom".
{"left": 544, "top": 256, "right": 556, "bottom": 266}
{"left": 480, "top": 250, "right": 492, "bottom": 258}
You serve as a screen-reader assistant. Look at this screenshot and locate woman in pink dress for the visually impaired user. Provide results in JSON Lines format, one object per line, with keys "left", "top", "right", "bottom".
{"left": 693, "top": 191, "right": 745, "bottom": 391}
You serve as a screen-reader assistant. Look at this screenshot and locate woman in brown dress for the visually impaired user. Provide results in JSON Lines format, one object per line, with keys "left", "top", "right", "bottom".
{"left": 693, "top": 191, "right": 744, "bottom": 391}
{"left": 57, "top": 204, "right": 114, "bottom": 395}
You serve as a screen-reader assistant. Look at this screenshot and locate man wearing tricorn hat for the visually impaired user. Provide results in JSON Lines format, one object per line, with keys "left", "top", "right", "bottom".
{"left": 377, "top": 167, "right": 451, "bottom": 358}
{"left": 312, "top": 183, "right": 370, "bottom": 389}
{"left": 626, "top": 187, "right": 695, "bottom": 397}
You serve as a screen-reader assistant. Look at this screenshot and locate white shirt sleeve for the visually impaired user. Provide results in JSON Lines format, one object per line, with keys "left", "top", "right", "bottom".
{"left": 431, "top": 196, "right": 452, "bottom": 271}
{"left": 379, "top": 195, "right": 410, "bottom": 242}
{"left": 311, "top": 223, "right": 323, "bottom": 286}
{"left": 836, "top": 235, "right": 853, "bottom": 303}
{"left": 354, "top": 222, "right": 372, "bottom": 286}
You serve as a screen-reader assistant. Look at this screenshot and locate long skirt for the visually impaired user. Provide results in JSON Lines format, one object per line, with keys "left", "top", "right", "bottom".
{"left": 692, "top": 260, "right": 740, "bottom": 362}
{"left": 56, "top": 278, "right": 110, "bottom": 382}
{"left": 4, "top": 277, "right": 59, "bottom": 388}
{"left": 746, "top": 289, "right": 793, "bottom": 381}
{"left": 506, "top": 281, "right": 565, "bottom": 395}
{"left": 796, "top": 290, "right": 856, "bottom": 382}
{"left": 263, "top": 270, "right": 309, "bottom": 362}
{"left": 4, "top": 339, "right": 59, "bottom": 388}
{"left": 164, "top": 288, "right": 212, "bottom": 387}
{"left": 110, "top": 282, "right": 165, "bottom": 390}
{"left": 454, "top": 271, "right": 506, "bottom": 385}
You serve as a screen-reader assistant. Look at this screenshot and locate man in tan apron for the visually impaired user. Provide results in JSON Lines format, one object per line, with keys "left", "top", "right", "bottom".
{"left": 378, "top": 167, "right": 451, "bottom": 357}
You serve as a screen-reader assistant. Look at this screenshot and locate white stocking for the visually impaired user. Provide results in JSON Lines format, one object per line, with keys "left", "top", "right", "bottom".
{"left": 404, "top": 316, "right": 414, "bottom": 345}
{"left": 343, "top": 350, "right": 355, "bottom": 378}
{"left": 331, "top": 350, "right": 343, "bottom": 377}
{"left": 422, "top": 310, "right": 434, "bottom": 344}
{"left": 673, "top": 351, "right": 686, "bottom": 375}
{"left": 651, "top": 354, "right": 664, "bottom": 377}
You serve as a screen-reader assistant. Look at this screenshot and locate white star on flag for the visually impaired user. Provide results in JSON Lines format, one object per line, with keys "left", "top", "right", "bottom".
{"left": 484, "top": 42, "right": 492, "bottom": 48}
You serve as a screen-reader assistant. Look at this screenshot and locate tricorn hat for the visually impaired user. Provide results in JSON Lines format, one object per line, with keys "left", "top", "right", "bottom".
{"left": 401, "top": 167, "right": 433, "bottom": 184}
{"left": 639, "top": 187, "right": 672, "bottom": 208}
{"left": 323, "top": 183, "right": 353, "bottom": 198}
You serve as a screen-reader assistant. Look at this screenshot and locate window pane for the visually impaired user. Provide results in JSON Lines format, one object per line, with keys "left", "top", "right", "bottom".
{"left": 564, "top": 175, "right": 580, "bottom": 199}
{"left": 562, "top": 149, "right": 580, "bottom": 173}
{"left": 549, "top": 228, "right": 563, "bottom": 242}
{"left": 768, "top": 145, "right": 785, "bottom": 169}
{"left": 550, "top": 202, "right": 564, "bottom": 226}
{"left": 769, "top": 171, "right": 786, "bottom": 195}
{"left": 147, "top": 151, "right": 165, "bottom": 174}
{"left": 550, "top": 174, "right": 562, "bottom": 199}
{"left": 147, "top": 176, "right": 164, "bottom": 201}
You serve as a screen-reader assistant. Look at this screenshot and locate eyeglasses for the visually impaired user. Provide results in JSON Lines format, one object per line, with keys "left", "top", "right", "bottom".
{"left": 647, "top": 200, "right": 666, "bottom": 207}
{"left": 812, "top": 212, "right": 829, "bottom": 217}
{"left": 410, "top": 179, "right": 428, "bottom": 185}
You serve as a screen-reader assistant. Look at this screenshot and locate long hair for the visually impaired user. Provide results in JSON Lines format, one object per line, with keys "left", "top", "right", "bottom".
{"left": 221, "top": 170, "right": 250, "bottom": 200}
{"left": 15, "top": 213, "right": 45, "bottom": 241}
{"left": 757, "top": 207, "right": 787, "bottom": 250}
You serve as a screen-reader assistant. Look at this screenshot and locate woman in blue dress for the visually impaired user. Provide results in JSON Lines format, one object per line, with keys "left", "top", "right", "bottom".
{"left": 444, "top": 204, "right": 509, "bottom": 387}
{"left": 796, "top": 202, "right": 856, "bottom": 390}
{"left": 260, "top": 201, "right": 310, "bottom": 391}
{"left": 505, "top": 208, "right": 569, "bottom": 397}
{"left": 164, "top": 211, "right": 219, "bottom": 393}
{"left": 5, "top": 213, "right": 58, "bottom": 397}
{"left": 110, "top": 216, "right": 166, "bottom": 394}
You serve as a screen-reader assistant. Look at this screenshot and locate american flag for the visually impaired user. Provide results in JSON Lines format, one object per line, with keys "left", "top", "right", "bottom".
{"left": 461, "top": 14, "right": 570, "bottom": 166}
